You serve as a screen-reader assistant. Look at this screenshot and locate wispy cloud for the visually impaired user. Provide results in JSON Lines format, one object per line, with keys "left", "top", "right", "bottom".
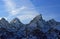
{"left": 10, "top": 6, "right": 26, "bottom": 15}
{"left": 3, "top": 0, "right": 15, "bottom": 11}
{"left": 3, "top": 0, "right": 16, "bottom": 15}
{"left": 3, "top": 0, "right": 39, "bottom": 24}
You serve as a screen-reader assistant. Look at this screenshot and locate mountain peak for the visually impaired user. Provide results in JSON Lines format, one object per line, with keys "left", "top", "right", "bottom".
{"left": 1, "top": 18, "right": 6, "bottom": 21}
{"left": 0, "top": 18, "right": 8, "bottom": 23}
{"left": 13, "top": 18, "right": 20, "bottom": 22}
{"left": 47, "top": 19, "right": 57, "bottom": 26}
{"left": 49, "top": 19, "right": 56, "bottom": 22}
{"left": 33, "top": 14, "right": 43, "bottom": 21}
{"left": 30, "top": 14, "right": 44, "bottom": 23}
{"left": 0, "top": 18, "right": 9, "bottom": 28}
{"left": 49, "top": 19, "right": 55, "bottom": 21}
{"left": 10, "top": 18, "right": 22, "bottom": 24}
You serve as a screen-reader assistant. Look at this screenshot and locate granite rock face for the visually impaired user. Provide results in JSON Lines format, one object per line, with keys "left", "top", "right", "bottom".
{"left": 0, "top": 14, "right": 60, "bottom": 39}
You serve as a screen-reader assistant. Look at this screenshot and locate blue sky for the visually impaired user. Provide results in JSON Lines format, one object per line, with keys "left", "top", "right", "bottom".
{"left": 31, "top": 0, "right": 60, "bottom": 21}
{"left": 0, "top": 0, "right": 60, "bottom": 24}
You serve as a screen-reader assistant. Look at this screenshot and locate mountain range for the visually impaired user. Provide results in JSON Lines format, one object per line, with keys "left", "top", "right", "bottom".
{"left": 0, "top": 14, "right": 60, "bottom": 39}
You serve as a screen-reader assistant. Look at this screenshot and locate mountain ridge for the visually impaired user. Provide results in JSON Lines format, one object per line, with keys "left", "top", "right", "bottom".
{"left": 0, "top": 14, "right": 60, "bottom": 39}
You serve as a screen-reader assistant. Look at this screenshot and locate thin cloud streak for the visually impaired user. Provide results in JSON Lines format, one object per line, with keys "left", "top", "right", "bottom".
{"left": 10, "top": 6, "right": 26, "bottom": 15}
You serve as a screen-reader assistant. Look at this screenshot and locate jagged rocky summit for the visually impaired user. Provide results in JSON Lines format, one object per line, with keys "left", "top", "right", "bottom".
{"left": 0, "top": 14, "right": 60, "bottom": 39}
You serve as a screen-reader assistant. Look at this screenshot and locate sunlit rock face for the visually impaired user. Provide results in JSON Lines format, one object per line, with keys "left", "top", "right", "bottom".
{"left": 0, "top": 14, "right": 60, "bottom": 39}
